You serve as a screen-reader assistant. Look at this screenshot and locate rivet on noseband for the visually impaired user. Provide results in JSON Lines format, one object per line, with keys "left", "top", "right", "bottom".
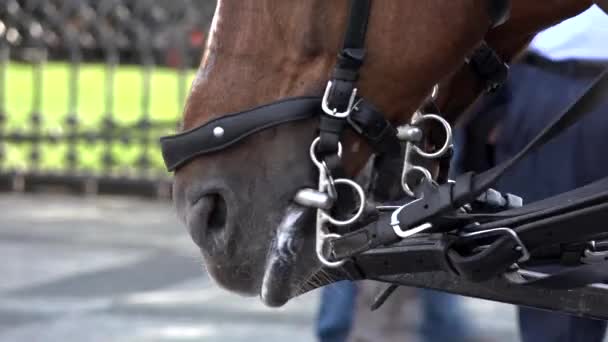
{"left": 213, "top": 126, "right": 225, "bottom": 138}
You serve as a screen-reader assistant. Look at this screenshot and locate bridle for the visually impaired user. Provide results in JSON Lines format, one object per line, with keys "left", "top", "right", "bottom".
{"left": 161, "top": 0, "right": 608, "bottom": 307}
{"left": 161, "top": 0, "right": 511, "bottom": 267}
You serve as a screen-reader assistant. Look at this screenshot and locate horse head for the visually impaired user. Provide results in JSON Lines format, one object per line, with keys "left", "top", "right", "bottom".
{"left": 163, "top": 0, "right": 593, "bottom": 306}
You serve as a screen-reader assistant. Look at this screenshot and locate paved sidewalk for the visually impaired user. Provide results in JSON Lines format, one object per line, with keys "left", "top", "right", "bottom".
{"left": 0, "top": 193, "right": 318, "bottom": 342}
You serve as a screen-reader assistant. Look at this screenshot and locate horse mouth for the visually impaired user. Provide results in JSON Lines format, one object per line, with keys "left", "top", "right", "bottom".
{"left": 260, "top": 203, "right": 318, "bottom": 307}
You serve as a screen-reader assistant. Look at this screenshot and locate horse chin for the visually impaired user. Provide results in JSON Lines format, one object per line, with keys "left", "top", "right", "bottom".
{"left": 260, "top": 203, "right": 319, "bottom": 307}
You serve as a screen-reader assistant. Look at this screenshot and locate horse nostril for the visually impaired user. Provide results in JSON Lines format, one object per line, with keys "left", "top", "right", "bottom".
{"left": 207, "top": 193, "right": 228, "bottom": 231}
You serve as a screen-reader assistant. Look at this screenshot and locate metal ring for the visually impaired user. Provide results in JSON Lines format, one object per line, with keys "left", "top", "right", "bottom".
{"left": 316, "top": 233, "right": 346, "bottom": 267}
{"left": 310, "top": 137, "right": 343, "bottom": 169}
{"left": 401, "top": 166, "right": 433, "bottom": 197}
{"left": 322, "top": 178, "right": 366, "bottom": 226}
{"left": 460, "top": 227, "right": 530, "bottom": 263}
{"left": 410, "top": 114, "right": 453, "bottom": 159}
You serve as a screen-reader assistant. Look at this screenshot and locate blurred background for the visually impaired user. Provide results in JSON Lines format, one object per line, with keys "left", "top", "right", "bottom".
{"left": 0, "top": 0, "right": 531, "bottom": 341}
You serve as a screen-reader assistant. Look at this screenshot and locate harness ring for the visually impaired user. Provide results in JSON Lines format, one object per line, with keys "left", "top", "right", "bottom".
{"left": 316, "top": 232, "right": 346, "bottom": 267}
{"left": 410, "top": 114, "right": 453, "bottom": 159}
{"left": 322, "top": 178, "right": 366, "bottom": 226}
{"left": 310, "top": 137, "right": 343, "bottom": 169}
{"left": 401, "top": 165, "right": 433, "bottom": 196}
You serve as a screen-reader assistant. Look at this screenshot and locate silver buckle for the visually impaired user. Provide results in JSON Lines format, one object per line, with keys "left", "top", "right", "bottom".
{"left": 581, "top": 241, "right": 608, "bottom": 264}
{"left": 460, "top": 227, "right": 530, "bottom": 263}
{"left": 321, "top": 81, "right": 358, "bottom": 118}
{"left": 389, "top": 197, "right": 434, "bottom": 238}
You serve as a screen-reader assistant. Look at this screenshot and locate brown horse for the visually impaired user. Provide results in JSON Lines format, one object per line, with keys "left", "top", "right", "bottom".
{"left": 168, "top": 0, "right": 593, "bottom": 306}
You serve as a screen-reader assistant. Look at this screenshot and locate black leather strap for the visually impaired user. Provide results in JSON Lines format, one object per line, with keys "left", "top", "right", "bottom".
{"left": 466, "top": 41, "right": 510, "bottom": 93}
{"left": 353, "top": 235, "right": 453, "bottom": 278}
{"left": 521, "top": 262, "right": 608, "bottom": 290}
{"left": 334, "top": 0, "right": 371, "bottom": 82}
{"left": 348, "top": 100, "right": 401, "bottom": 157}
{"left": 319, "top": 0, "right": 373, "bottom": 168}
{"left": 160, "top": 97, "right": 320, "bottom": 171}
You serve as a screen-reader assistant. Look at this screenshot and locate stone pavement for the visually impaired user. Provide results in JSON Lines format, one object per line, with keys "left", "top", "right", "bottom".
{"left": 0, "top": 193, "right": 318, "bottom": 342}
{"left": 0, "top": 192, "right": 528, "bottom": 342}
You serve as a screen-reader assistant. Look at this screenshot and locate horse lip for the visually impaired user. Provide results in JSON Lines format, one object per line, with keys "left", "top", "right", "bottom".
{"left": 260, "top": 203, "right": 314, "bottom": 307}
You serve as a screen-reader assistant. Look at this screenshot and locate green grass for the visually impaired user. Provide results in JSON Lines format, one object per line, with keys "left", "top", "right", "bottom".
{"left": 2, "top": 61, "right": 197, "bottom": 174}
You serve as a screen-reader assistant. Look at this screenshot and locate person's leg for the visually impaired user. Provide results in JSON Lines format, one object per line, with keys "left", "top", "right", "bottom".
{"left": 418, "top": 289, "right": 476, "bottom": 342}
{"left": 316, "top": 281, "right": 358, "bottom": 342}
{"left": 518, "top": 307, "right": 607, "bottom": 342}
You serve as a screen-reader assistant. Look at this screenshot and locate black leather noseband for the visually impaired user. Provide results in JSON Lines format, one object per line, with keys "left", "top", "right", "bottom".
{"left": 161, "top": 97, "right": 320, "bottom": 171}
{"left": 161, "top": 95, "right": 402, "bottom": 171}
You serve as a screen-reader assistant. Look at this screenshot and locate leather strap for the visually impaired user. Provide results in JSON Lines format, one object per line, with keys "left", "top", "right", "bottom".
{"left": 466, "top": 41, "right": 510, "bottom": 93}
{"left": 319, "top": 0, "right": 372, "bottom": 161}
{"left": 348, "top": 100, "right": 401, "bottom": 157}
{"left": 161, "top": 97, "right": 320, "bottom": 171}
{"left": 353, "top": 235, "right": 453, "bottom": 278}
{"left": 334, "top": 0, "right": 371, "bottom": 82}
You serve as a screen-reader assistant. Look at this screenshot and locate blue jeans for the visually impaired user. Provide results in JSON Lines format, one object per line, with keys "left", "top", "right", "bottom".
{"left": 418, "top": 289, "right": 475, "bottom": 342}
{"left": 316, "top": 281, "right": 358, "bottom": 342}
{"left": 315, "top": 283, "right": 472, "bottom": 342}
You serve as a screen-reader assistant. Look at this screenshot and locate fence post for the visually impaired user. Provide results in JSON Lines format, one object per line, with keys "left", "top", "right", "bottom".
{"left": 101, "top": 23, "right": 118, "bottom": 180}
{"left": 0, "top": 40, "right": 7, "bottom": 174}
{"left": 134, "top": 3, "right": 154, "bottom": 180}
{"left": 28, "top": 21, "right": 47, "bottom": 174}
{"left": 63, "top": 22, "right": 81, "bottom": 176}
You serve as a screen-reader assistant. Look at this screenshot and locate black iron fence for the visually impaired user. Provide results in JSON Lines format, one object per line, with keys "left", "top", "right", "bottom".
{"left": 0, "top": 0, "right": 215, "bottom": 198}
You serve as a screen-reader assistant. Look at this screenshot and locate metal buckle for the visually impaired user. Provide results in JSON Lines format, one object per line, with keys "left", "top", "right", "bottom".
{"left": 321, "top": 81, "right": 358, "bottom": 118}
{"left": 389, "top": 197, "right": 434, "bottom": 238}
{"left": 581, "top": 241, "right": 608, "bottom": 264}
{"left": 459, "top": 227, "right": 530, "bottom": 263}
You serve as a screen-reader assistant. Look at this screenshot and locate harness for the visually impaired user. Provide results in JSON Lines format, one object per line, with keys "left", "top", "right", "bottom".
{"left": 161, "top": 0, "right": 608, "bottom": 317}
